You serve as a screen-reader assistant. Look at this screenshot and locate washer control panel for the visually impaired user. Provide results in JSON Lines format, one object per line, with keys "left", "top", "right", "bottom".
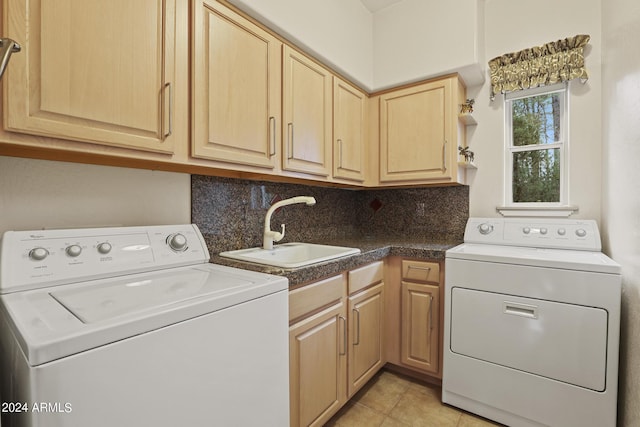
{"left": 464, "top": 218, "right": 601, "bottom": 251}
{"left": 0, "top": 224, "right": 210, "bottom": 294}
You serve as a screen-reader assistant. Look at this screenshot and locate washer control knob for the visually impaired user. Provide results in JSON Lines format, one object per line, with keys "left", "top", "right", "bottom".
{"left": 66, "top": 244, "right": 82, "bottom": 258}
{"left": 29, "top": 247, "right": 49, "bottom": 261}
{"left": 576, "top": 228, "right": 587, "bottom": 238}
{"left": 558, "top": 228, "right": 566, "bottom": 236}
{"left": 540, "top": 228, "right": 548, "bottom": 235}
{"left": 478, "top": 223, "right": 493, "bottom": 235}
{"left": 523, "top": 227, "right": 531, "bottom": 234}
{"left": 97, "top": 242, "right": 112, "bottom": 255}
{"left": 167, "top": 233, "right": 188, "bottom": 252}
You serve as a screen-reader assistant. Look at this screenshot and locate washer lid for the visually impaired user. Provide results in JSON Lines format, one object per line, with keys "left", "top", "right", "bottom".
{"left": 50, "top": 268, "right": 251, "bottom": 324}
{"left": 0, "top": 264, "right": 288, "bottom": 366}
{"left": 446, "top": 243, "right": 621, "bottom": 275}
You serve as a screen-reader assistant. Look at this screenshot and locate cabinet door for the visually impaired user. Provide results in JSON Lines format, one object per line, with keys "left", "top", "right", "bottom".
{"left": 282, "top": 46, "right": 332, "bottom": 177}
{"left": 379, "top": 78, "right": 453, "bottom": 182}
{"left": 401, "top": 281, "right": 440, "bottom": 374}
{"left": 333, "top": 77, "right": 366, "bottom": 182}
{"left": 4, "top": 0, "right": 176, "bottom": 153}
{"left": 289, "top": 302, "right": 347, "bottom": 427}
{"left": 192, "top": 1, "right": 281, "bottom": 169}
{"left": 348, "top": 282, "right": 384, "bottom": 397}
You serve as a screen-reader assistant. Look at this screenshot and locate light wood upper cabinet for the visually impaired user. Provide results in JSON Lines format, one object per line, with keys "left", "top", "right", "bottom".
{"left": 282, "top": 46, "right": 332, "bottom": 177}
{"left": 333, "top": 77, "right": 366, "bottom": 182}
{"left": 3, "top": 0, "right": 177, "bottom": 153}
{"left": 379, "top": 76, "right": 462, "bottom": 183}
{"left": 192, "top": 0, "right": 281, "bottom": 169}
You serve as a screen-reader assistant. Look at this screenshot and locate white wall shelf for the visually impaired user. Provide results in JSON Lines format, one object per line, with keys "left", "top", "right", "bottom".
{"left": 458, "top": 113, "right": 477, "bottom": 126}
{"left": 458, "top": 160, "right": 477, "bottom": 170}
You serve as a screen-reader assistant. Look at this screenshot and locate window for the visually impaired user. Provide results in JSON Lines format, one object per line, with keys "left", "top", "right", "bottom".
{"left": 504, "top": 83, "right": 569, "bottom": 211}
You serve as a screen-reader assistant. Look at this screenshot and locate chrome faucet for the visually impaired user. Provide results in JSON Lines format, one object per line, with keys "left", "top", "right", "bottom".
{"left": 263, "top": 196, "right": 316, "bottom": 250}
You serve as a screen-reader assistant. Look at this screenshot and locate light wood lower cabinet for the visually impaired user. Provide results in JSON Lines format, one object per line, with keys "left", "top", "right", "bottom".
{"left": 289, "top": 275, "right": 347, "bottom": 427}
{"left": 289, "top": 301, "right": 347, "bottom": 427}
{"left": 385, "top": 257, "right": 444, "bottom": 379}
{"left": 400, "top": 260, "right": 442, "bottom": 376}
{"left": 401, "top": 281, "right": 440, "bottom": 374}
{"left": 347, "top": 262, "right": 385, "bottom": 397}
{"left": 289, "top": 261, "right": 385, "bottom": 426}
{"left": 348, "top": 282, "right": 384, "bottom": 396}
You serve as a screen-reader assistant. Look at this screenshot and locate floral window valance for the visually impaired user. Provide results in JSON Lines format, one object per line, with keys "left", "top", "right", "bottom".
{"left": 489, "top": 34, "right": 590, "bottom": 100}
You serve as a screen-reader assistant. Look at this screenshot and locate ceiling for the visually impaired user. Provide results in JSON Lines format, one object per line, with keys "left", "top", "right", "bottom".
{"left": 359, "top": 0, "right": 404, "bottom": 13}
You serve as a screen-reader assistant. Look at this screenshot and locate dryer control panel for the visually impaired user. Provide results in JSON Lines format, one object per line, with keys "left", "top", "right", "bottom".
{"left": 0, "top": 224, "right": 211, "bottom": 294}
{"left": 464, "top": 218, "right": 601, "bottom": 251}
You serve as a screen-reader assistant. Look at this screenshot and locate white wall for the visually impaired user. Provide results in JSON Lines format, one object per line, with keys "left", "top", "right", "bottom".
{"left": 372, "top": 0, "right": 485, "bottom": 89}
{"left": 468, "top": 0, "right": 602, "bottom": 222}
{"left": 226, "top": 0, "right": 374, "bottom": 90}
{"left": 225, "top": 0, "right": 484, "bottom": 91}
{"left": 0, "top": 156, "right": 191, "bottom": 234}
{"left": 601, "top": 0, "right": 640, "bottom": 424}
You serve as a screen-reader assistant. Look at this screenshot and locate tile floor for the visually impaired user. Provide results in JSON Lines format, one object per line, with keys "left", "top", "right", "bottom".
{"left": 325, "top": 370, "right": 502, "bottom": 427}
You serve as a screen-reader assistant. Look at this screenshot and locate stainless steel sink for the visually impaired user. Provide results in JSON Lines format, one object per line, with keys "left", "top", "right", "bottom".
{"left": 219, "top": 242, "right": 361, "bottom": 269}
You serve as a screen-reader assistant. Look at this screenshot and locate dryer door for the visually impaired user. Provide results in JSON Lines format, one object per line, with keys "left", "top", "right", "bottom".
{"left": 450, "top": 287, "right": 608, "bottom": 391}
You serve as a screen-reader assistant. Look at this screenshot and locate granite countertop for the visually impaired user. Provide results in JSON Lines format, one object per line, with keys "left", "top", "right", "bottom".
{"left": 209, "top": 237, "right": 462, "bottom": 287}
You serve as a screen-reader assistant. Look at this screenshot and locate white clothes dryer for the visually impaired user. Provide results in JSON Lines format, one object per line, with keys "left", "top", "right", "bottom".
{"left": 443, "top": 218, "right": 621, "bottom": 427}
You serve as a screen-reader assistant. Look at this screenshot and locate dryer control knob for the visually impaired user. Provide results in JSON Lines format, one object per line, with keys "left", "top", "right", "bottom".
{"left": 558, "top": 228, "right": 566, "bottom": 236}
{"left": 576, "top": 228, "right": 587, "bottom": 238}
{"left": 523, "top": 227, "right": 531, "bottom": 234}
{"left": 167, "top": 233, "right": 188, "bottom": 252}
{"left": 29, "top": 247, "right": 49, "bottom": 261}
{"left": 478, "top": 223, "right": 493, "bottom": 235}
{"left": 66, "top": 244, "right": 82, "bottom": 257}
{"left": 540, "top": 228, "right": 548, "bottom": 235}
{"left": 97, "top": 242, "right": 112, "bottom": 255}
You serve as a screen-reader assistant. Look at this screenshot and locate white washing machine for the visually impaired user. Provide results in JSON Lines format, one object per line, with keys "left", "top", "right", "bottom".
{"left": 0, "top": 224, "right": 289, "bottom": 427}
{"left": 443, "top": 218, "right": 621, "bottom": 427}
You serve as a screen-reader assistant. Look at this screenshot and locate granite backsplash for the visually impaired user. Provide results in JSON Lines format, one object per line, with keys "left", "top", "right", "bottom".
{"left": 192, "top": 175, "right": 469, "bottom": 254}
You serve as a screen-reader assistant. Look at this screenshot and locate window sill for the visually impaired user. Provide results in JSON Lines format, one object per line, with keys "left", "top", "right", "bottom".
{"left": 496, "top": 205, "right": 579, "bottom": 217}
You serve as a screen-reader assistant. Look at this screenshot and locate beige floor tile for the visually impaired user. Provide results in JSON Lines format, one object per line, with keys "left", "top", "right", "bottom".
{"left": 457, "top": 412, "right": 503, "bottom": 427}
{"left": 388, "top": 386, "right": 462, "bottom": 427}
{"left": 327, "top": 402, "right": 386, "bottom": 427}
{"left": 326, "top": 370, "right": 499, "bottom": 427}
{"left": 380, "top": 417, "right": 411, "bottom": 427}
{"left": 353, "top": 371, "right": 412, "bottom": 415}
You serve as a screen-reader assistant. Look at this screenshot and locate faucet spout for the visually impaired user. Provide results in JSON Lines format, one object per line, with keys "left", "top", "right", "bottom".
{"left": 263, "top": 196, "right": 316, "bottom": 250}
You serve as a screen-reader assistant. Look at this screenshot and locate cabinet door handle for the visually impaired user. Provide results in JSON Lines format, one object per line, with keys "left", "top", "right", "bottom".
{"left": 407, "top": 265, "right": 431, "bottom": 272}
{"left": 339, "top": 316, "right": 347, "bottom": 355}
{"left": 407, "top": 265, "right": 432, "bottom": 280}
{"left": 442, "top": 139, "right": 447, "bottom": 172}
{"left": 0, "top": 38, "right": 21, "bottom": 81}
{"left": 287, "top": 123, "right": 294, "bottom": 159}
{"left": 428, "top": 295, "right": 434, "bottom": 332}
{"left": 337, "top": 139, "right": 343, "bottom": 169}
{"left": 162, "top": 82, "right": 173, "bottom": 140}
{"left": 269, "top": 116, "right": 276, "bottom": 156}
{"left": 353, "top": 308, "right": 360, "bottom": 345}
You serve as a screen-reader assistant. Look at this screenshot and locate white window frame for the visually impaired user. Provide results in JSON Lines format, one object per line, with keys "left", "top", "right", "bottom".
{"left": 499, "top": 83, "right": 577, "bottom": 217}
